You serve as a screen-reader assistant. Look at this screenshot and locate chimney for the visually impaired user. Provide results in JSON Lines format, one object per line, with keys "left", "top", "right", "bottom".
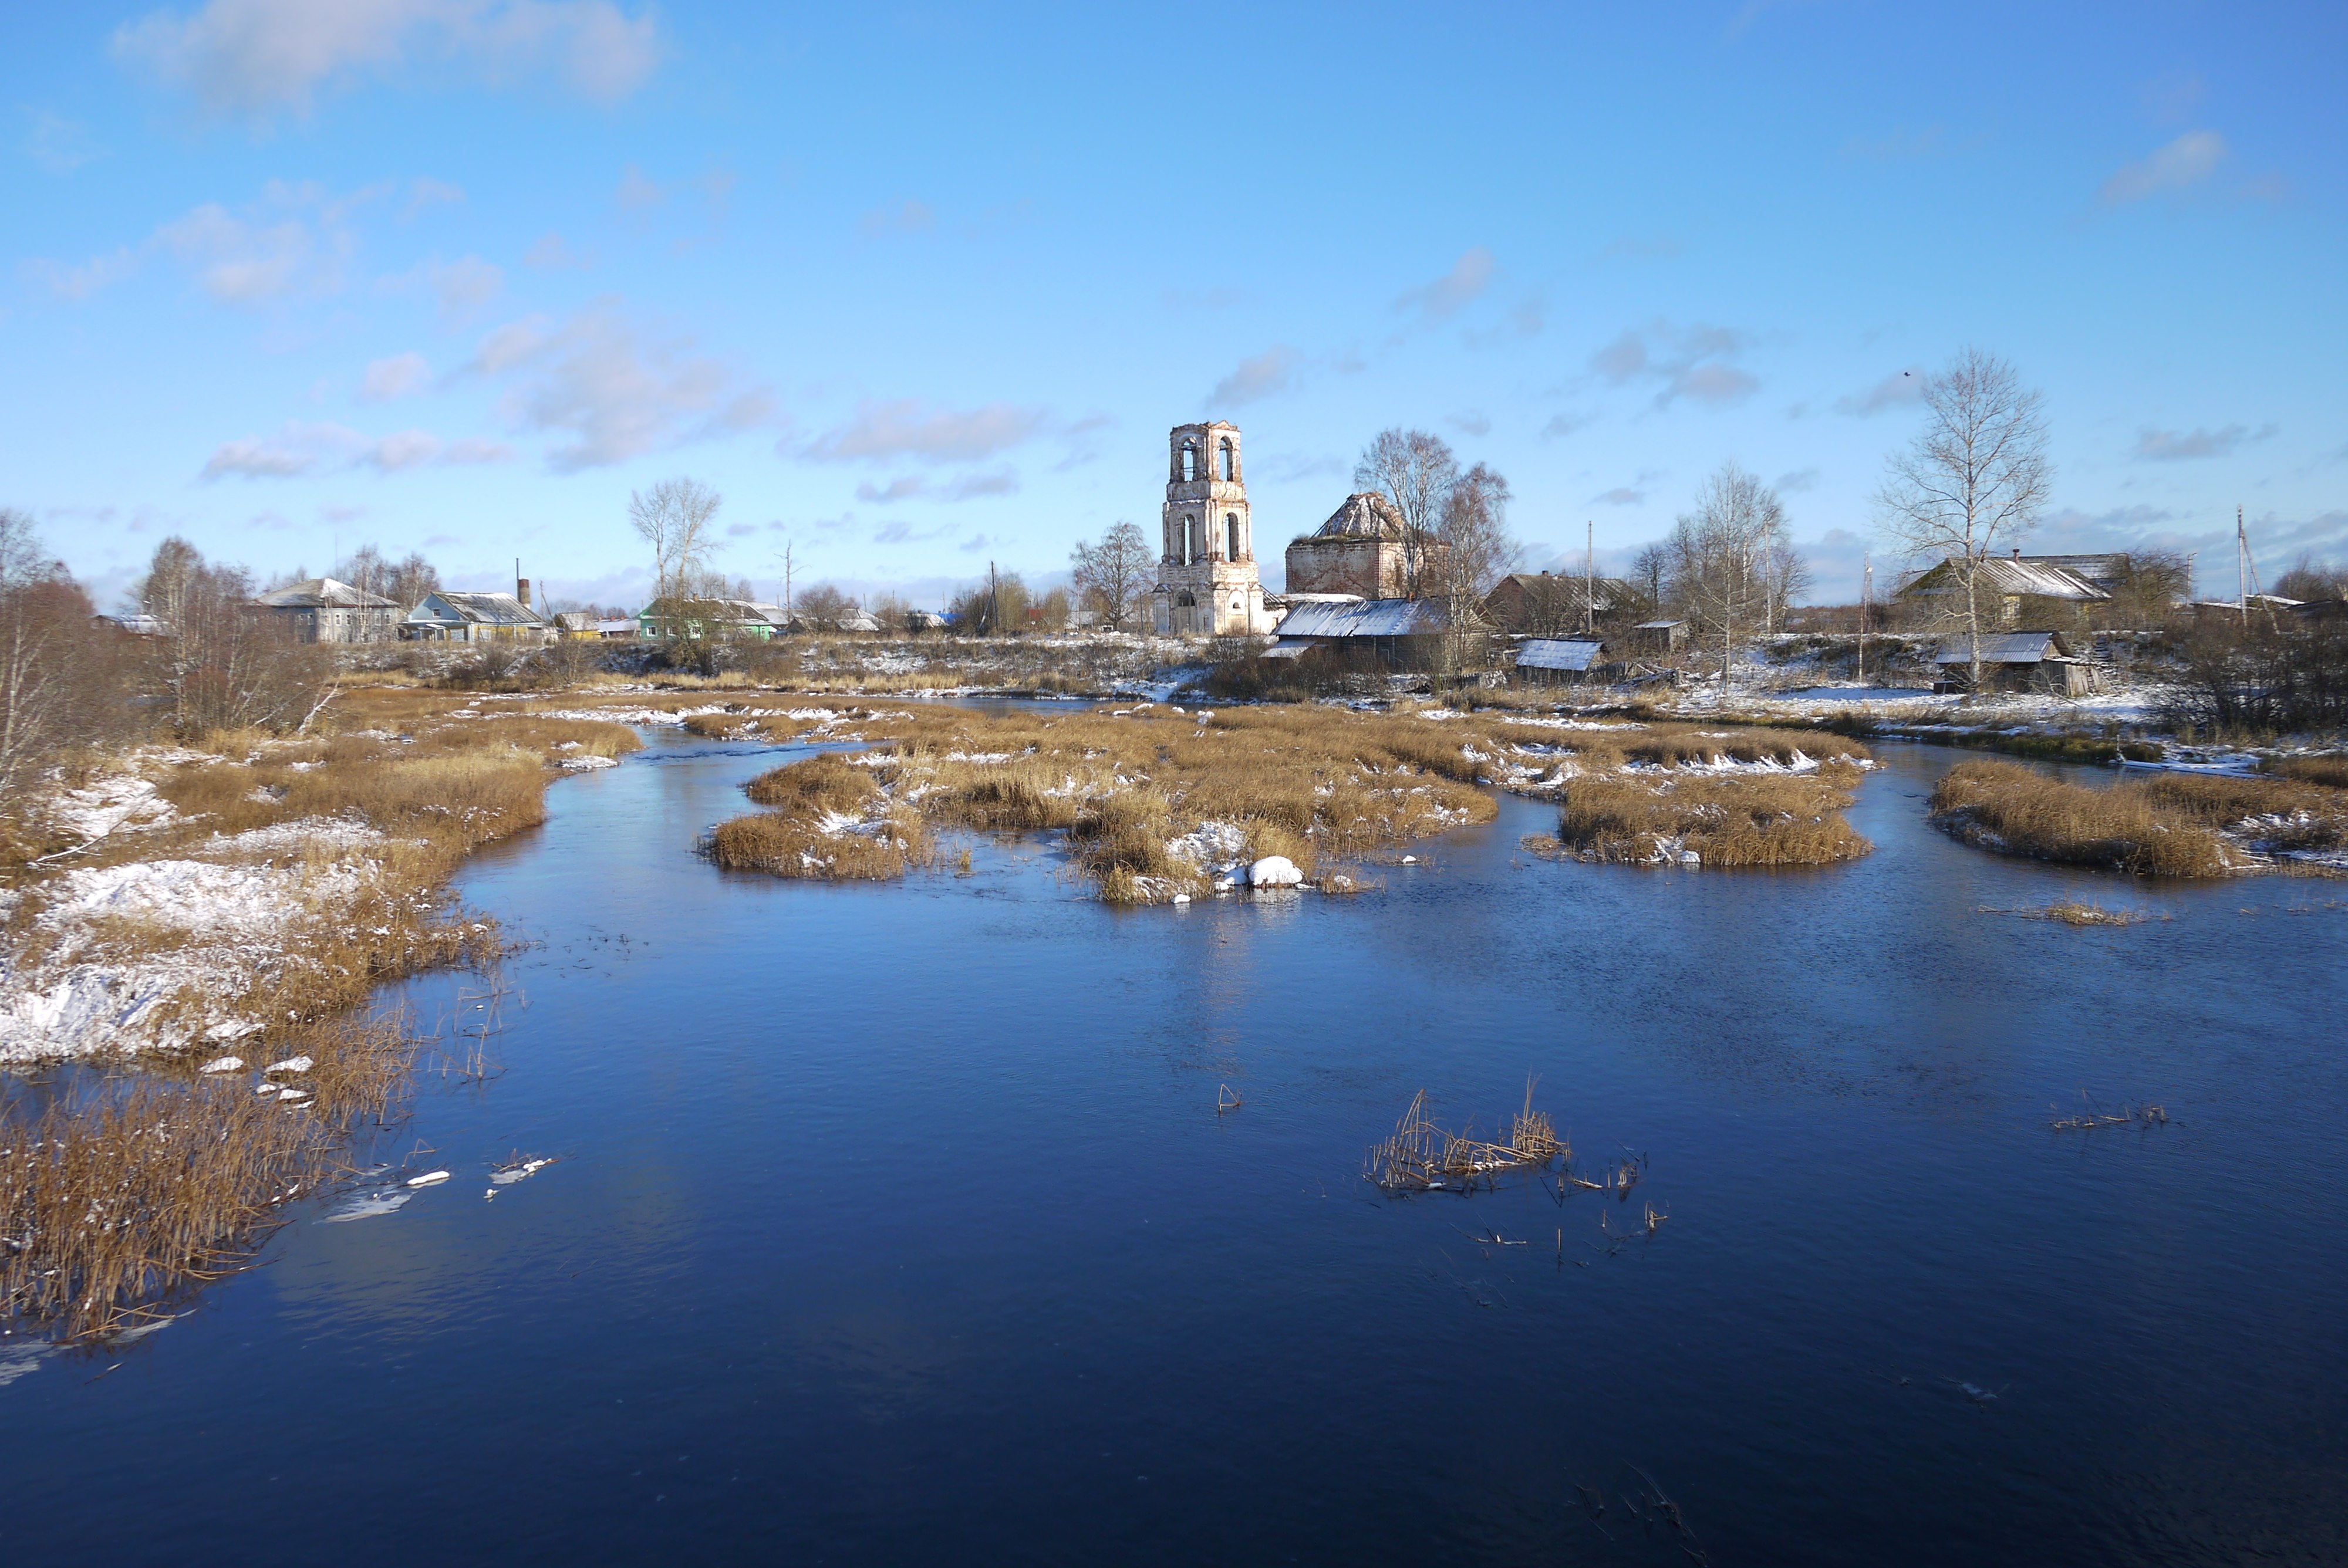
{"left": 517, "top": 576, "right": 531, "bottom": 608}
{"left": 2010, "top": 547, "right": 2021, "bottom": 560}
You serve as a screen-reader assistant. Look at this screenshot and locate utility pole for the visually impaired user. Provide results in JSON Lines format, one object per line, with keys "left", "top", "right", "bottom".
{"left": 1858, "top": 550, "right": 1871, "bottom": 685}
{"left": 2238, "top": 505, "right": 2246, "bottom": 627}
{"left": 989, "top": 560, "right": 1001, "bottom": 638}
{"left": 785, "top": 541, "right": 794, "bottom": 626}
{"left": 1584, "top": 521, "right": 1595, "bottom": 637}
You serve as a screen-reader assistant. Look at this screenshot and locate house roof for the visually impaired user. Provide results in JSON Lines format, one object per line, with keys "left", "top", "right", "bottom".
{"left": 1272, "top": 597, "right": 1449, "bottom": 638}
{"left": 1491, "top": 573, "right": 1633, "bottom": 609}
{"left": 1515, "top": 638, "right": 1607, "bottom": 672}
{"left": 838, "top": 611, "right": 881, "bottom": 633}
{"left": 1313, "top": 492, "right": 1406, "bottom": 539}
{"left": 1900, "top": 556, "right": 2112, "bottom": 601}
{"left": 254, "top": 577, "right": 400, "bottom": 610}
{"left": 1634, "top": 619, "right": 1686, "bottom": 631}
{"left": 1934, "top": 630, "right": 2078, "bottom": 665}
{"left": 408, "top": 591, "right": 546, "bottom": 627}
{"left": 905, "top": 609, "right": 949, "bottom": 628}
{"left": 552, "top": 611, "right": 598, "bottom": 631}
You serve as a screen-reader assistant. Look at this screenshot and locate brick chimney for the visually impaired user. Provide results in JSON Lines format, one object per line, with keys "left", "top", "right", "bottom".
{"left": 517, "top": 576, "right": 531, "bottom": 608}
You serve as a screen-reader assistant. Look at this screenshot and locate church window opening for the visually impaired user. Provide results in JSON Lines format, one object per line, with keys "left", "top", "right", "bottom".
{"left": 1180, "top": 440, "right": 1197, "bottom": 482}
{"left": 1224, "top": 513, "right": 1240, "bottom": 561}
{"left": 1218, "top": 438, "right": 1234, "bottom": 481}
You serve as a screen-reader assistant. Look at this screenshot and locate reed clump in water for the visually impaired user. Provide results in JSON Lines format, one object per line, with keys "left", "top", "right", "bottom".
{"left": 1928, "top": 761, "right": 2237, "bottom": 876}
{"left": 1, "top": 1009, "right": 421, "bottom": 1339}
{"left": 1365, "top": 1079, "right": 1567, "bottom": 1194}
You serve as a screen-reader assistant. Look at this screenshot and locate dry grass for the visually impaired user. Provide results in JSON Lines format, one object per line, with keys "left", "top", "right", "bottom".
{"left": 694, "top": 701, "right": 1877, "bottom": 897}
{"left": 709, "top": 752, "right": 927, "bottom": 880}
{"left": 2, "top": 1009, "right": 421, "bottom": 1338}
{"left": 2271, "top": 755, "right": 2348, "bottom": 790}
{"left": 1554, "top": 771, "right": 1872, "bottom": 868}
{"left": 1925, "top": 759, "right": 2348, "bottom": 875}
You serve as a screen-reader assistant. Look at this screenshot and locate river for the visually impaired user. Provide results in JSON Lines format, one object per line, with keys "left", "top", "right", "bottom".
{"left": 5, "top": 726, "right": 2345, "bottom": 1566}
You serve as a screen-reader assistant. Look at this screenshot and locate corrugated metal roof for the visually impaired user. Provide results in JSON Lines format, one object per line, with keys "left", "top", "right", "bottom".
{"left": 1634, "top": 619, "right": 1685, "bottom": 630}
{"left": 1514, "top": 638, "right": 1607, "bottom": 672}
{"left": 1271, "top": 597, "right": 1448, "bottom": 638}
{"left": 408, "top": 591, "right": 546, "bottom": 627}
{"left": 254, "top": 577, "right": 400, "bottom": 610}
{"left": 1260, "top": 641, "right": 1314, "bottom": 660}
{"left": 1901, "top": 557, "right": 2111, "bottom": 601}
{"left": 1934, "top": 631, "right": 2076, "bottom": 665}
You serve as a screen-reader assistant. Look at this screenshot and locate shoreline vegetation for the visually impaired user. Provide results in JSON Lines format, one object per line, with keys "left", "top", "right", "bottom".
{"left": 1, "top": 685, "right": 637, "bottom": 1338}
{"left": 1927, "top": 758, "right": 2348, "bottom": 876}
{"left": 699, "top": 699, "right": 1877, "bottom": 898}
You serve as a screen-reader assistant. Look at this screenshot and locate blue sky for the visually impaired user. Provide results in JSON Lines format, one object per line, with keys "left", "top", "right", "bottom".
{"left": 4, "top": 1, "right": 2343, "bottom": 611}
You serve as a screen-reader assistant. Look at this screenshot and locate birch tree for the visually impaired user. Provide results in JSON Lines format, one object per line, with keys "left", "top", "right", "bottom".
{"left": 1667, "top": 463, "right": 1786, "bottom": 698}
{"left": 1875, "top": 349, "right": 2052, "bottom": 688}
{"left": 629, "top": 477, "right": 724, "bottom": 607}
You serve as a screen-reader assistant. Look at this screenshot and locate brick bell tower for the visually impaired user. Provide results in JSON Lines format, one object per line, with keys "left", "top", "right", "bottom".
{"left": 1149, "top": 420, "right": 1268, "bottom": 636}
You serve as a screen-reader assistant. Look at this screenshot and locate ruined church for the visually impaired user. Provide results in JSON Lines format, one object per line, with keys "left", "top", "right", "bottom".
{"left": 1149, "top": 422, "right": 1273, "bottom": 636}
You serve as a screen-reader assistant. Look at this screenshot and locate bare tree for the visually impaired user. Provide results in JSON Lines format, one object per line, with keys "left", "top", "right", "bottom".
{"left": 629, "top": 477, "right": 724, "bottom": 606}
{"left": 1354, "top": 428, "right": 1459, "bottom": 597}
{"left": 0, "top": 511, "right": 96, "bottom": 796}
{"left": 133, "top": 538, "right": 329, "bottom": 735}
{"left": 1759, "top": 536, "right": 1814, "bottom": 637}
{"left": 388, "top": 552, "right": 441, "bottom": 609}
{"left": 1875, "top": 349, "right": 2053, "bottom": 688}
{"left": 1668, "top": 463, "right": 1786, "bottom": 698}
{"left": 1628, "top": 542, "right": 1670, "bottom": 618}
{"left": 1427, "top": 462, "right": 1519, "bottom": 671}
{"left": 1070, "top": 521, "right": 1153, "bottom": 630}
{"left": 794, "top": 583, "right": 855, "bottom": 630}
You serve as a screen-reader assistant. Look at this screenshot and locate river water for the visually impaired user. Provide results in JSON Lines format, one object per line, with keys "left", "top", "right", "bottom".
{"left": 6, "top": 728, "right": 2346, "bottom": 1566}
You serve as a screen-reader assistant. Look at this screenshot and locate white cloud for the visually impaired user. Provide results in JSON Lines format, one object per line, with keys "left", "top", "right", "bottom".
{"left": 805, "top": 400, "right": 1045, "bottom": 464}
{"left": 400, "top": 176, "right": 465, "bottom": 220}
{"left": 424, "top": 254, "right": 504, "bottom": 325}
{"left": 614, "top": 161, "right": 664, "bottom": 211}
{"left": 201, "top": 420, "right": 360, "bottom": 478}
{"left": 1591, "top": 321, "right": 1756, "bottom": 408}
{"left": 2133, "top": 423, "right": 2277, "bottom": 461}
{"left": 157, "top": 201, "right": 319, "bottom": 303}
{"left": 857, "top": 198, "right": 936, "bottom": 241}
{"left": 2100, "top": 130, "right": 2226, "bottom": 204}
{"left": 468, "top": 299, "right": 774, "bottom": 471}
{"left": 1449, "top": 411, "right": 1492, "bottom": 438}
{"left": 1834, "top": 367, "right": 1924, "bottom": 416}
{"left": 1777, "top": 467, "right": 1821, "bottom": 494}
{"left": 1210, "top": 346, "right": 1301, "bottom": 408}
{"left": 853, "top": 469, "right": 1019, "bottom": 503}
{"left": 1395, "top": 246, "right": 1495, "bottom": 324}
{"left": 23, "top": 109, "right": 104, "bottom": 172}
{"left": 1591, "top": 487, "right": 1644, "bottom": 506}
{"left": 523, "top": 231, "right": 592, "bottom": 269}
{"left": 113, "top": 0, "right": 662, "bottom": 117}
{"left": 363, "top": 428, "right": 443, "bottom": 471}
{"left": 202, "top": 417, "right": 513, "bottom": 477}
{"left": 1540, "top": 410, "right": 1596, "bottom": 441}
{"left": 360, "top": 350, "right": 430, "bottom": 400}
{"left": 25, "top": 246, "right": 141, "bottom": 300}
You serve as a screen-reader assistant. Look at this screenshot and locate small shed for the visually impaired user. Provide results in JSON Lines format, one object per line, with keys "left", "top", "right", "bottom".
{"left": 905, "top": 609, "right": 949, "bottom": 633}
{"left": 1933, "top": 630, "right": 2096, "bottom": 695}
{"left": 1630, "top": 619, "right": 1688, "bottom": 653}
{"left": 1513, "top": 638, "right": 1609, "bottom": 685}
{"left": 253, "top": 577, "right": 403, "bottom": 644}
{"left": 838, "top": 611, "right": 882, "bottom": 634}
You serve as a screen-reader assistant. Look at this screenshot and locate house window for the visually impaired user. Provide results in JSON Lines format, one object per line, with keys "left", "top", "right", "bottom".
{"left": 1180, "top": 441, "right": 1197, "bottom": 482}
{"left": 1219, "top": 438, "right": 1234, "bottom": 482}
{"left": 1224, "top": 513, "right": 1240, "bottom": 561}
